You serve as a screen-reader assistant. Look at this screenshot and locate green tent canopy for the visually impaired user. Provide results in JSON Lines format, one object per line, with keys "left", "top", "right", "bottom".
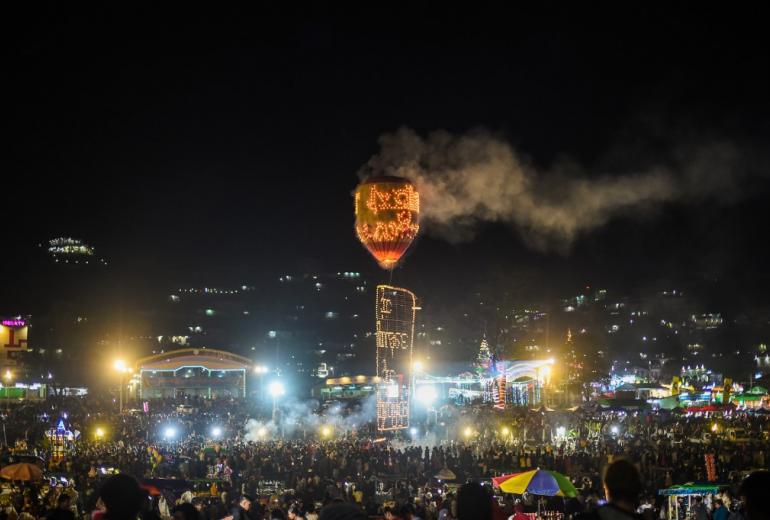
{"left": 659, "top": 484, "right": 727, "bottom": 495}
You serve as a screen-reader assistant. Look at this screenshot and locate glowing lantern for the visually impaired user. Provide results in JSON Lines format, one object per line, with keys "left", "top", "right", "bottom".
{"left": 354, "top": 176, "right": 420, "bottom": 270}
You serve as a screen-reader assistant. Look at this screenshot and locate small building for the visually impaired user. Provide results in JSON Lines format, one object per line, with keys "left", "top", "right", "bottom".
{"left": 312, "top": 375, "right": 381, "bottom": 401}
{"left": 134, "top": 348, "right": 251, "bottom": 399}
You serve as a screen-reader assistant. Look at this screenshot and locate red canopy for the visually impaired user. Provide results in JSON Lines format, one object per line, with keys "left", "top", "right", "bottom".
{"left": 686, "top": 405, "right": 720, "bottom": 413}
{"left": 140, "top": 484, "right": 162, "bottom": 497}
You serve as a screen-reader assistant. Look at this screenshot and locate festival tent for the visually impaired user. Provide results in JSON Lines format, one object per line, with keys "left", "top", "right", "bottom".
{"left": 498, "top": 469, "right": 578, "bottom": 497}
{"left": 658, "top": 484, "right": 727, "bottom": 495}
{"left": 657, "top": 396, "right": 680, "bottom": 410}
{"left": 684, "top": 405, "right": 719, "bottom": 413}
{"left": 658, "top": 483, "right": 729, "bottom": 520}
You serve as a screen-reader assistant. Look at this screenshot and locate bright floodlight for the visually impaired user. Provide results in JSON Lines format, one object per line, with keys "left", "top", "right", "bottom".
{"left": 212, "top": 426, "right": 223, "bottom": 438}
{"left": 113, "top": 359, "right": 126, "bottom": 371}
{"left": 410, "top": 427, "right": 418, "bottom": 436}
{"left": 268, "top": 381, "right": 285, "bottom": 397}
{"left": 413, "top": 361, "right": 424, "bottom": 373}
{"left": 415, "top": 385, "right": 438, "bottom": 406}
{"left": 556, "top": 426, "right": 566, "bottom": 437}
{"left": 164, "top": 427, "right": 177, "bottom": 439}
{"left": 463, "top": 427, "right": 473, "bottom": 438}
{"left": 321, "top": 426, "right": 332, "bottom": 438}
{"left": 501, "top": 427, "right": 510, "bottom": 436}
{"left": 95, "top": 427, "right": 105, "bottom": 438}
{"left": 257, "top": 426, "right": 267, "bottom": 438}
{"left": 254, "top": 365, "right": 268, "bottom": 374}
{"left": 610, "top": 425, "right": 619, "bottom": 435}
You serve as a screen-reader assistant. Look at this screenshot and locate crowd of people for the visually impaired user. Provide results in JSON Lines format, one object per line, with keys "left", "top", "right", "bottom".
{"left": 1, "top": 395, "right": 769, "bottom": 520}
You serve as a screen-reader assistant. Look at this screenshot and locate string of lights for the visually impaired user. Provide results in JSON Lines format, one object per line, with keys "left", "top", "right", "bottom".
{"left": 354, "top": 178, "right": 420, "bottom": 270}
{"left": 375, "top": 285, "right": 418, "bottom": 431}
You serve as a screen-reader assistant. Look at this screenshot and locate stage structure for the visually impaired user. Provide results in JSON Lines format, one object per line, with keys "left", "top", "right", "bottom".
{"left": 135, "top": 348, "right": 251, "bottom": 399}
{"left": 375, "top": 285, "right": 418, "bottom": 431}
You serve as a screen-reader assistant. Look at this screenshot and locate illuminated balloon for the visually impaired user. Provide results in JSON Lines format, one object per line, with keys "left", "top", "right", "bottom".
{"left": 354, "top": 176, "right": 420, "bottom": 270}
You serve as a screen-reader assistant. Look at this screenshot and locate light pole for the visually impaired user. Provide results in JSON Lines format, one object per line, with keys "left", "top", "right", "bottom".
{"left": 113, "top": 360, "right": 132, "bottom": 414}
{"left": 253, "top": 365, "right": 268, "bottom": 408}
{"left": 268, "top": 380, "right": 285, "bottom": 426}
{"left": 415, "top": 384, "right": 438, "bottom": 426}
{"left": 3, "top": 369, "right": 13, "bottom": 413}
{"left": 412, "top": 360, "right": 424, "bottom": 420}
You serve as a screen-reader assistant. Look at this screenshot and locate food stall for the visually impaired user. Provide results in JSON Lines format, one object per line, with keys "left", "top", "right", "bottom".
{"left": 659, "top": 483, "right": 728, "bottom": 520}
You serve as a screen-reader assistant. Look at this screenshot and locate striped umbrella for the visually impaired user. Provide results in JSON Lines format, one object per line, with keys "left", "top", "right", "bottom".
{"left": 492, "top": 472, "right": 522, "bottom": 488}
{"left": 498, "top": 469, "right": 578, "bottom": 497}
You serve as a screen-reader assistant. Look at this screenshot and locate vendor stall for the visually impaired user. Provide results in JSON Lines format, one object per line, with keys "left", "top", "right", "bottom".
{"left": 659, "top": 483, "right": 728, "bottom": 520}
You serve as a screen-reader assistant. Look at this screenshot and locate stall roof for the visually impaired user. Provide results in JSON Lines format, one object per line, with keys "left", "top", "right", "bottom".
{"left": 659, "top": 484, "right": 728, "bottom": 495}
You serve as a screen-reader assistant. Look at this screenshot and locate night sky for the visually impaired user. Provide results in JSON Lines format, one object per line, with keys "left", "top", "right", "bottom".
{"left": 5, "top": 5, "right": 770, "bottom": 313}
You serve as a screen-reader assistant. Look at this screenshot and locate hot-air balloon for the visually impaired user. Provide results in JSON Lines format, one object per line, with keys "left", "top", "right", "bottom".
{"left": 354, "top": 176, "right": 420, "bottom": 270}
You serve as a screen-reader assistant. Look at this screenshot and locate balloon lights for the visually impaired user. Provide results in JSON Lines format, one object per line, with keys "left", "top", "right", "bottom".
{"left": 354, "top": 176, "right": 420, "bottom": 270}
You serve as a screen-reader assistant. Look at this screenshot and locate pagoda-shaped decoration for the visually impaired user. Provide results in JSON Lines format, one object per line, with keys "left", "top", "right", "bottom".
{"left": 475, "top": 337, "right": 493, "bottom": 372}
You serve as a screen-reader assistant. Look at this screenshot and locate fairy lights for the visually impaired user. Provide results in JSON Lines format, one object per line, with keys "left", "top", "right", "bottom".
{"left": 354, "top": 177, "right": 420, "bottom": 270}
{"left": 375, "top": 285, "right": 418, "bottom": 431}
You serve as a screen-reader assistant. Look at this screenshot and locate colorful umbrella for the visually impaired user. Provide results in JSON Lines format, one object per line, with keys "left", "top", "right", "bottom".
{"left": 492, "top": 472, "right": 522, "bottom": 488}
{"left": 498, "top": 469, "right": 577, "bottom": 497}
{"left": 0, "top": 463, "right": 44, "bottom": 481}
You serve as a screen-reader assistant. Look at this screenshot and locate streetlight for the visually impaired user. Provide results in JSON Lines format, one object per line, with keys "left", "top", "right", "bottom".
{"left": 113, "top": 360, "right": 133, "bottom": 414}
{"left": 3, "top": 370, "right": 13, "bottom": 414}
{"left": 411, "top": 360, "right": 425, "bottom": 419}
{"left": 164, "top": 427, "right": 177, "bottom": 441}
{"left": 415, "top": 385, "right": 437, "bottom": 406}
{"left": 268, "top": 381, "right": 285, "bottom": 424}
{"left": 415, "top": 384, "right": 439, "bottom": 424}
{"left": 253, "top": 364, "right": 269, "bottom": 406}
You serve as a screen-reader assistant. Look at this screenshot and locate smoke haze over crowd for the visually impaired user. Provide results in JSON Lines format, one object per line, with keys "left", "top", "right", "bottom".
{"left": 360, "top": 128, "right": 757, "bottom": 252}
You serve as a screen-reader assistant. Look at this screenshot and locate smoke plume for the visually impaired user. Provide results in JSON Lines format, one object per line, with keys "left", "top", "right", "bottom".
{"left": 244, "top": 394, "right": 378, "bottom": 441}
{"left": 359, "top": 128, "right": 753, "bottom": 252}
